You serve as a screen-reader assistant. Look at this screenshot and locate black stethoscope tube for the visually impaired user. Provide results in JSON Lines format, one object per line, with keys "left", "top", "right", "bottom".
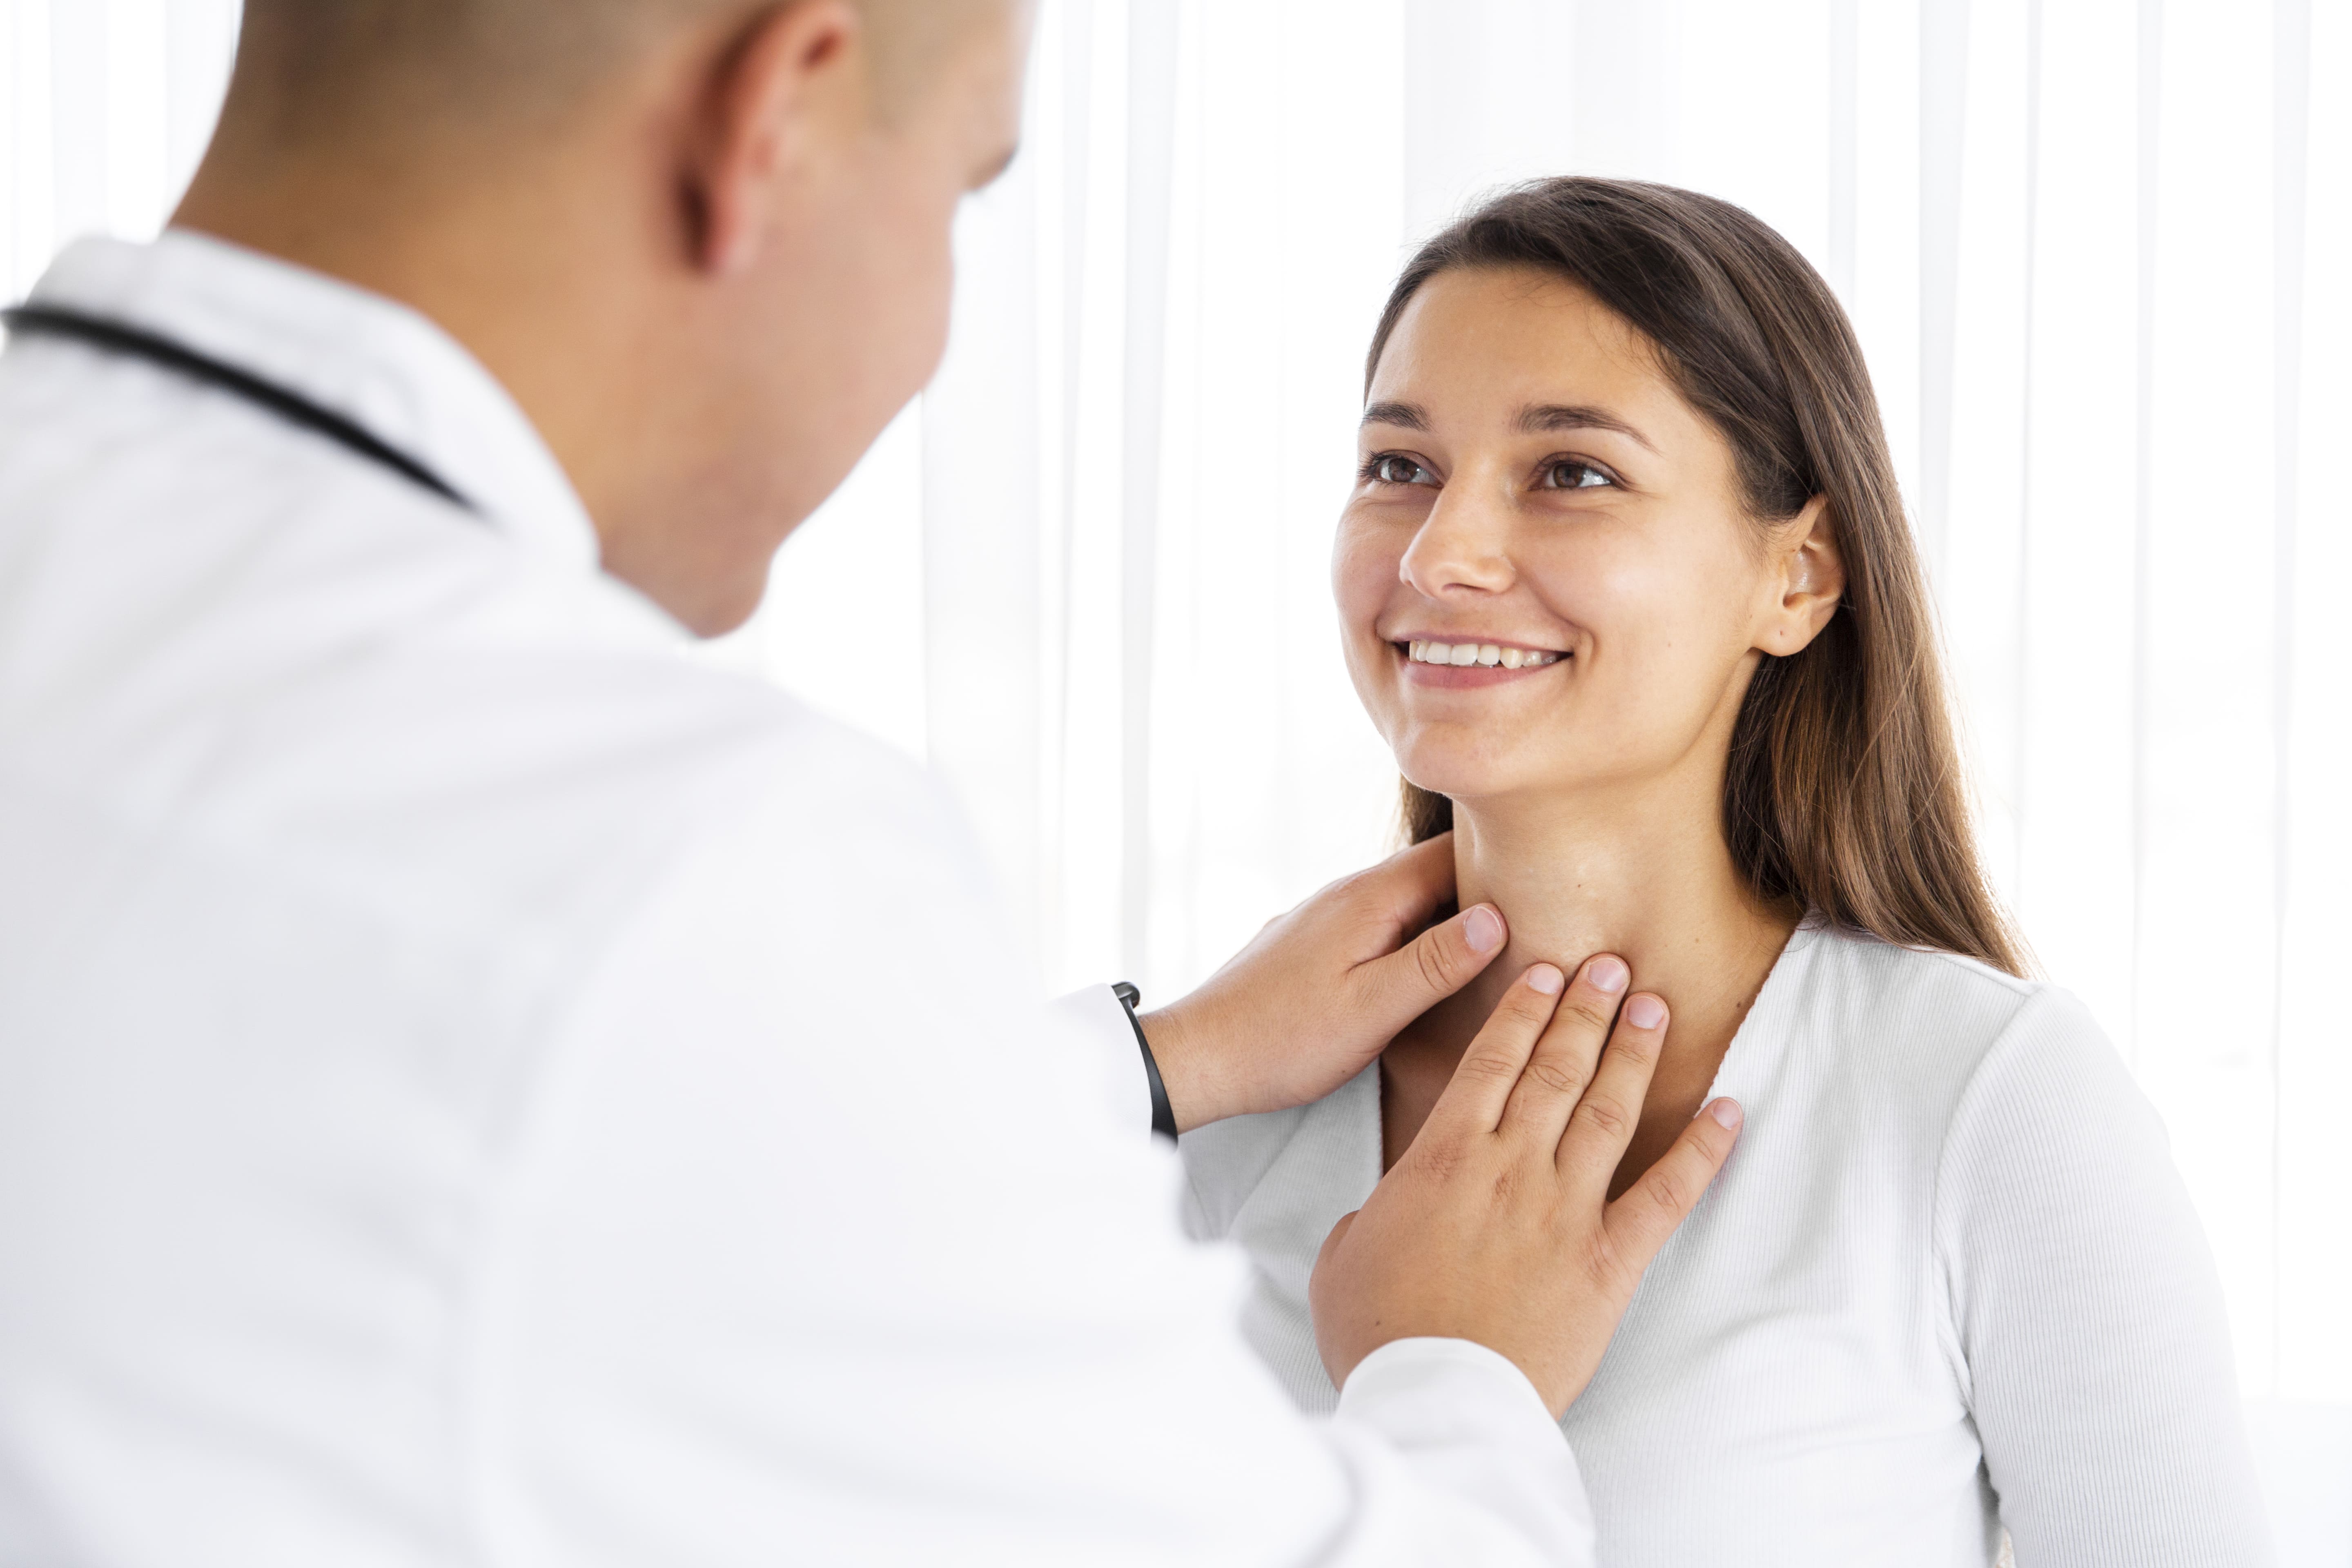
{"left": 3, "top": 303, "right": 474, "bottom": 513}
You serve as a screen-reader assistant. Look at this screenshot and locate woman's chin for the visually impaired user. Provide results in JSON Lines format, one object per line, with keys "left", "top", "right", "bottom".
{"left": 1391, "top": 733, "right": 1625, "bottom": 807}
{"left": 1392, "top": 756, "right": 1519, "bottom": 806}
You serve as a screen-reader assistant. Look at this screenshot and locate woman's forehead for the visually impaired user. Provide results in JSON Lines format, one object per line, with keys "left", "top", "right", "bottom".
{"left": 1368, "top": 267, "right": 1701, "bottom": 448}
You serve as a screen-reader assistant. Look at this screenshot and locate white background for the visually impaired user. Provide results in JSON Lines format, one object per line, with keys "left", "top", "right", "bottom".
{"left": 4, "top": 0, "right": 2346, "bottom": 1558}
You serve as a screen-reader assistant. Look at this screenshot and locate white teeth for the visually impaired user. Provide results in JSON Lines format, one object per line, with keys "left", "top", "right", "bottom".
{"left": 1404, "top": 640, "right": 1565, "bottom": 669}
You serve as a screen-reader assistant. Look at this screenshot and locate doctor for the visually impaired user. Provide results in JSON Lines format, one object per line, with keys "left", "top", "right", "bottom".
{"left": 0, "top": 1, "right": 1741, "bottom": 1563}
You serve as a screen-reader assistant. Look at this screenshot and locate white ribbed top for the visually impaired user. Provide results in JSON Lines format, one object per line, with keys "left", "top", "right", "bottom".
{"left": 1180, "top": 922, "right": 2275, "bottom": 1567}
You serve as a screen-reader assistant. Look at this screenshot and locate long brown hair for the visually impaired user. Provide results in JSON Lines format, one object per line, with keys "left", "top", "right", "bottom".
{"left": 1376, "top": 178, "right": 2025, "bottom": 977}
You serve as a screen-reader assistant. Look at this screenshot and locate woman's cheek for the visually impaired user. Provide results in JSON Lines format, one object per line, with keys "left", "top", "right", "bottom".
{"left": 1592, "top": 565, "right": 1746, "bottom": 741}
{"left": 1331, "top": 522, "right": 1399, "bottom": 644}
{"left": 1330, "top": 526, "right": 1405, "bottom": 741}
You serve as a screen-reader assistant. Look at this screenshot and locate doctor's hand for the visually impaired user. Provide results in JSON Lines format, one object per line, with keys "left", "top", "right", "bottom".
{"left": 1307, "top": 956, "right": 1742, "bottom": 1419}
{"left": 1136, "top": 833, "right": 1504, "bottom": 1134}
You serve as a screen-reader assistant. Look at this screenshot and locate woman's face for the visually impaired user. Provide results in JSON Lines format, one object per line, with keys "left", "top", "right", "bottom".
{"left": 1335, "top": 265, "right": 1838, "bottom": 812}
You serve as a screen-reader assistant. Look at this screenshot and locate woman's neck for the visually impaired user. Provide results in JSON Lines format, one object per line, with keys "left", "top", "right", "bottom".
{"left": 1381, "top": 777, "right": 1797, "bottom": 1185}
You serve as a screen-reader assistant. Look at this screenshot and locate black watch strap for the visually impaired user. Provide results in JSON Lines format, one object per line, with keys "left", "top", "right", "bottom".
{"left": 1114, "top": 982, "right": 1178, "bottom": 1143}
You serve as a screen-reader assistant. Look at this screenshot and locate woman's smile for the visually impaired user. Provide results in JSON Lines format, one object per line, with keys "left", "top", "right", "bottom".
{"left": 1394, "top": 637, "right": 1568, "bottom": 688}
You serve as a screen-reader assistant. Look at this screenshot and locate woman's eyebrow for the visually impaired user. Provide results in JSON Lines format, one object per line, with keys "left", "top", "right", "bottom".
{"left": 1361, "top": 399, "right": 1657, "bottom": 453}
{"left": 1517, "top": 403, "right": 1657, "bottom": 453}
{"left": 1361, "top": 400, "right": 1428, "bottom": 430}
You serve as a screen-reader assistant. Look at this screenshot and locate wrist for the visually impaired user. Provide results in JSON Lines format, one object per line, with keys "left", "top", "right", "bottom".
{"left": 1136, "top": 1003, "right": 1221, "bottom": 1135}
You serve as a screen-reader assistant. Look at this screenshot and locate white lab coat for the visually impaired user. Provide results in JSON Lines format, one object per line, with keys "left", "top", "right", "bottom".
{"left": 0, "top": 231, "right": 1595, "bottom": 1566}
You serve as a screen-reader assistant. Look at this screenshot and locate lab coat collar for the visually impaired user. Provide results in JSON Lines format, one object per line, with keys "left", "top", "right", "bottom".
{"left": 27, "top": 229, "right": 602, "bottom": 577}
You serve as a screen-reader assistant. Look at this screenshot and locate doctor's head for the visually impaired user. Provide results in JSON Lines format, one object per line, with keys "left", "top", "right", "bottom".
{"left": 1333, "top": 178, "right": 2021, "bottom": 974}
{"left": 180, "top": 0, "right": 1031, "bottom": 633}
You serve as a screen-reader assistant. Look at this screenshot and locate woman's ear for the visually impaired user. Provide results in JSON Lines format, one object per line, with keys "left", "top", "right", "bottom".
{"left": 1757, "top": 496, "right": 1844, "bottom": 656}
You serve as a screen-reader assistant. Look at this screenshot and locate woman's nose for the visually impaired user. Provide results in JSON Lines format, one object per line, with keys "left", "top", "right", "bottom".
{"left": 1399, "top": 485, "right": 1515, "bottom": 598}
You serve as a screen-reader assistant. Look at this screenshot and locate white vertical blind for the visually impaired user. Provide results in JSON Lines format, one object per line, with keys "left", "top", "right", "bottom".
{"left": 5, "top": 0, "right": 2346, "bottom": 1557}
{"left": 0, "top": 0, "right": 234, "bottom": 288}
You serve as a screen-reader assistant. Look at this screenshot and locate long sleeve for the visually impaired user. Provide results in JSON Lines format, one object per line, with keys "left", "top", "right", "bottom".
{"left": 1934, "top": 988, "right": 2274, "bottom": 1567}
{"left": 1048, "top": 981, "right": 1161, "bottom": 1134}
{"left": 470, "top": 728, "right": 1594, "bottom": 1567}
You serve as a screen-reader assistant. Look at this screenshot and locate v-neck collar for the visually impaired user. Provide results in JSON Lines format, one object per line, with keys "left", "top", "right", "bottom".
{"left": 1217, "top": 918, "right": 1829, "bottom": 1328}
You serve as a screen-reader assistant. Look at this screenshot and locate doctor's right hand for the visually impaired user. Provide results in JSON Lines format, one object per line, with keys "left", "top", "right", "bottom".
{"left": 1307, "top": 956, "right": 1742, "bottom": 1419}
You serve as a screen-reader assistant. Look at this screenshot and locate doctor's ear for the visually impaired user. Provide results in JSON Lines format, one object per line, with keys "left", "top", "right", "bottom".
{"left": 1755, "top": 496, "right": 1844, "bottom": 658}
{"left": 681, "top": 0, "right": 867, "bottom": 277}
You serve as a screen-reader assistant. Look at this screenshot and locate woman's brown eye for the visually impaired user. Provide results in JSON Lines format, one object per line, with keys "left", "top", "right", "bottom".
{"left": 1375, "top": 456, "right": 1423, "bottom": 484}
{"left": 1547, "top": 461, "right": 1611, "bottom": 490}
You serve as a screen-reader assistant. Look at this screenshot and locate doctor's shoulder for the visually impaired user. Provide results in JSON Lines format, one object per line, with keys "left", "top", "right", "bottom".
{"left": 220, "top": 522, "right": 990, "bottom": 955}
{"left": 527, "top": 586, "right": 1011, "bottom": 938}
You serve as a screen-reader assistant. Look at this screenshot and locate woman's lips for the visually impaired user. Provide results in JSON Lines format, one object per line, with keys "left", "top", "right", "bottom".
{"left": 1392, "top": 639, "right": 1569, "bottom": 688}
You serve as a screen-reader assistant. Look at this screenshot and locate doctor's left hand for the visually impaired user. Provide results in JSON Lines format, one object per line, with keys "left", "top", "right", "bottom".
{"left": 1137, "top": 833, "right": 1504, "bottom": 1134}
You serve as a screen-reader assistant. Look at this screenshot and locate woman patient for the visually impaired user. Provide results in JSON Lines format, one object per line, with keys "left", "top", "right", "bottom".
{"left": 1180, "top": 178, "right": 2270, "bottom": 1566}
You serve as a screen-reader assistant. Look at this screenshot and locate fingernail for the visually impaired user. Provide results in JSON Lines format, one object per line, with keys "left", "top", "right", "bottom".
{"left": 1465, "top": 904, "right": 1505, "bottom": 953}
{"left": 1526, "top": 963, "right": 1566, "bottom": 995}
{"left": 1586, "top": 955, "right": 1629, "bottom": 994}
{"left": 1625, "top": 993, "right": 1666, "bottom": 1029}
{"left": 1706, "top": 1098, "right": 1743, "bottom": 1129}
